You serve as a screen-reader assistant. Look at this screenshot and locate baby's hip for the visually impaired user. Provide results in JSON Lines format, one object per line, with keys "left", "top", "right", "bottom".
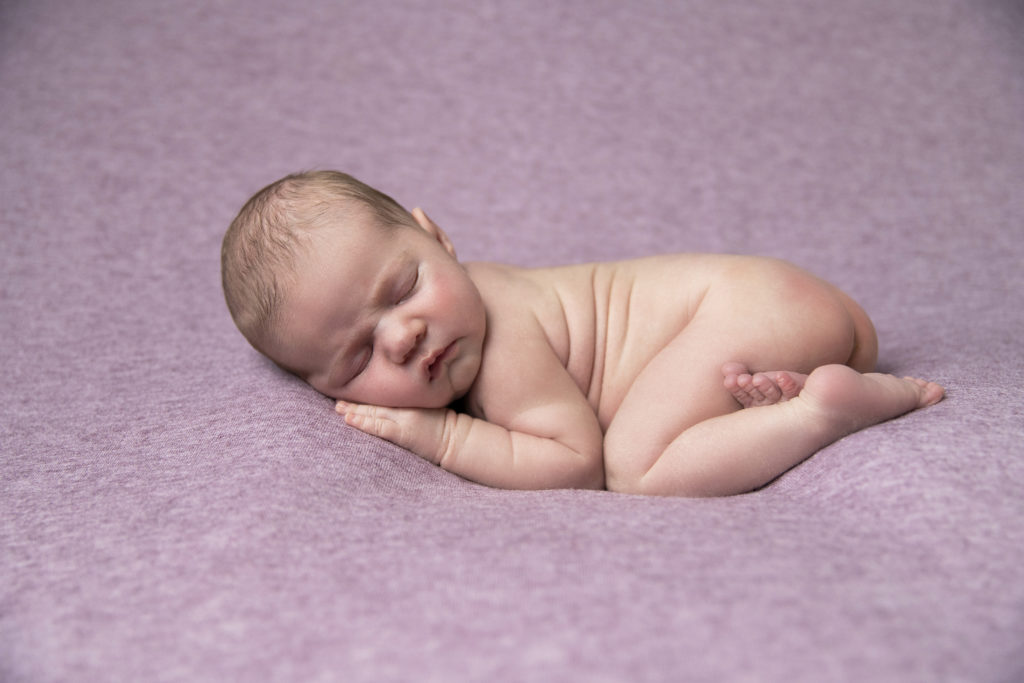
{"left": 694, "top": 257, "right": 870, "bottom": 372}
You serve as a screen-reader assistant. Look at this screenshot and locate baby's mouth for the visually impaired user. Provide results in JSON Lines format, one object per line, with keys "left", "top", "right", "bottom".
{"left": 426, "top": 341, "right": 457, "bottom": 381}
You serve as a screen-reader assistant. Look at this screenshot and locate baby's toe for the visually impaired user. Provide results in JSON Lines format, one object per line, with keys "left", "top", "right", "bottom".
{"left": 752, "top": 374, "right": 781, "bottom": 403}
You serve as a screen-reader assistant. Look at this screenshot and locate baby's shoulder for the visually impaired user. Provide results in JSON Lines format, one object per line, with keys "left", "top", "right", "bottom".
{"left": 463, "top": 261, "right": 533, "bottom": 293}
{"left": 462, "top": 263, "right": 576, "bottom": 405}
{"left": 464, "top": 261, "right": 563, "bottom": 317}
{"left": 466, "top": 260, "right": 601, "bottom": 302}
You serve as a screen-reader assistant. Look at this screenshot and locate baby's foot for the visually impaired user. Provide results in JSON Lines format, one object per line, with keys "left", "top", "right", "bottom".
{"left": 722, "top": 362, "right": 807, "bottom": 408}
{"left": 796, "top": 365, "right": 944, "bottom": 434}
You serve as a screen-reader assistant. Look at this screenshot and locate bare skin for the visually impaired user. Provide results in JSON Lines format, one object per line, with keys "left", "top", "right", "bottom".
{"left": 723, "top": 362, "right": 806, "bottom": 408}
{"left": 621, "top": 362, "right": 946, "bottom": 496}
{"left": 723, "top": 362, "right": 943, "bottom": 415}
{"left": 252, "top": 185, "right": 945, "bottom": 497}
{"left": 326, "top": 222, "right": 942, "bottom": 497}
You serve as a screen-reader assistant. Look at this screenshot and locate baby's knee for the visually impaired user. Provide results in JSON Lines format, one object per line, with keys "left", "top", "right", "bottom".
{"left": 604, "top": 459, "right": 709, "bottom": 498}
{"left": 604, "top": 467, "right": 642, "bottom": 495}
{"left": 604, "top": 469, "right": 652, "bottom": 496}
{"left": 603, "top": 426, "right": 742, "bottom": 498}
{"left": 602, "top": 432, "right": 645, "bottom": 494}
{"left": 603, "top": 435, "right": 672, "bottom": 496}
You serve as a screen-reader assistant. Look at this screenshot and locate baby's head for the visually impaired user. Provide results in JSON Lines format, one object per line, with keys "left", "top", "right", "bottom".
{"left": 221, "top": 170, "right": 486, "bottom": 407}
{"left": 221, "top": 171, "right": 414, "bottom": 353}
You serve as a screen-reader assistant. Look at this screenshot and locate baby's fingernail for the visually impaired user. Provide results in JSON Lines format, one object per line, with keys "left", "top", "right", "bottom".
{"left": 335, "top": 401, "right": 349, "bottom": 413}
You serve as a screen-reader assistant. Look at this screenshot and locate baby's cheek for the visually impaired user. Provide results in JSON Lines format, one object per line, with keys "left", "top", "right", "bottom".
{"left": 451, "top": 355, "right": 481, "bottom": 396}
{"left": 364, "top": 375, "right": 433, "bottom": 409}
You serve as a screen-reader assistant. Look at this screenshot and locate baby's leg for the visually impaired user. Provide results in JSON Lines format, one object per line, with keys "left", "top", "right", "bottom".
{"left": 603, "top": 288, "right": 855, "bottom": 496}
{"left": 625, "top": 365, "right": 943, "bottom": 497}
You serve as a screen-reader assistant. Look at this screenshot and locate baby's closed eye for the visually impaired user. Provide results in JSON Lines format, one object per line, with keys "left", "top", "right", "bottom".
{"left": 395, "top": 266, "right": 420, "bottom": 304}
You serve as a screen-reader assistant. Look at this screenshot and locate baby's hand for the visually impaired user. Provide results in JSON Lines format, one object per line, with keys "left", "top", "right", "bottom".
{"left": 336, "top": 401, "right": 453, "bottom": 465}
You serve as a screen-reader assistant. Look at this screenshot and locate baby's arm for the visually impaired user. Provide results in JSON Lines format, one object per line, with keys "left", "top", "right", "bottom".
{"left": 338, "top": 396, "right": 603, "bottom": 490}
{"left": 338, "top": 317, "right": 605, "bottom": 491}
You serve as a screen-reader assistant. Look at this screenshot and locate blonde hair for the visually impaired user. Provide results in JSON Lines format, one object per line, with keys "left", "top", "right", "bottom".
{"left": 220, "top": 170, "right": 414, "bottom": 351}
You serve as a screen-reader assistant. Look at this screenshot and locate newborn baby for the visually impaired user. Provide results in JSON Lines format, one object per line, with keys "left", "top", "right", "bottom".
{"left": 221, "top": 170, "right": 943, "bottom": 496}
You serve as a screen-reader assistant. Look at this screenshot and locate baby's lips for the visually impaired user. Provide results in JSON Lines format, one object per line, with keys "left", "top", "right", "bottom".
{"left": 420, "top": 347, "right": 444, "bottom": 376}
{"left": 423, "top": 340, "right": 457, "bottom": 380}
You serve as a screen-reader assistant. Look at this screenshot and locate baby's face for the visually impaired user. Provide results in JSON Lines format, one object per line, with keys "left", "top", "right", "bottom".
{"left": 270, "top": 213, "right": 486, "bottom": 408}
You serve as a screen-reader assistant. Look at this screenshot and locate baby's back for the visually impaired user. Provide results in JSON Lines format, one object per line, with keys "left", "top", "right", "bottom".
{"left": 471, "top": 253, "right": 811, "bottom": 426}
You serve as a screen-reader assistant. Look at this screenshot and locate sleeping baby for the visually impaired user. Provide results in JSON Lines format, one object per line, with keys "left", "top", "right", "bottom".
{"left": 221, "top": 170, "right": 944, "bottom": 496}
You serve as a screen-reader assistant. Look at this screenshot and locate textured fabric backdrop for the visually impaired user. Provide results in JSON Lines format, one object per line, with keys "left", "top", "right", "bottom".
{"left": 2, "top": 1, "right": 1023, "bottom": 681}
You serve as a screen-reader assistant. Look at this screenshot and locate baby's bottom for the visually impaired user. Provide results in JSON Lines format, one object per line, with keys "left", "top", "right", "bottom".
{"left": 602, "top": 262, "right": 942, "bottom": 496}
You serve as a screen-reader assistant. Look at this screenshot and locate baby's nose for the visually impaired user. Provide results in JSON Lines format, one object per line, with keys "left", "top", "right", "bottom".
{"left": 381, "top": 315, "right": 426, "bottom": 364}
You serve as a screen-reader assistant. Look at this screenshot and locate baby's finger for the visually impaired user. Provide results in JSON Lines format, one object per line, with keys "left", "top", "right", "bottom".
{"left": 336, "top": 400, "right": 378, "bottom": 420}
{"left": 340, "top": 404, "right": 398, "bottom": 441}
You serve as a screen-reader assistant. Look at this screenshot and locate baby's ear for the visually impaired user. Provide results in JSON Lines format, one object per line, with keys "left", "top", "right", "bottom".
{"left": 411, "top": 207, "right": 457, "bottom": 259}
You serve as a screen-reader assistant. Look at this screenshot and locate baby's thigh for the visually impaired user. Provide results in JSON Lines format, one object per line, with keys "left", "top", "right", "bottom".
{"left": 602, "top": 315, "right": 746, "bottom": 488}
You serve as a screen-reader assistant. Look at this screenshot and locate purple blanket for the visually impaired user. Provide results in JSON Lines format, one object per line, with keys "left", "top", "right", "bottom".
{"left": 3, "top": 0, "right": 1023, "bottom": 680}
